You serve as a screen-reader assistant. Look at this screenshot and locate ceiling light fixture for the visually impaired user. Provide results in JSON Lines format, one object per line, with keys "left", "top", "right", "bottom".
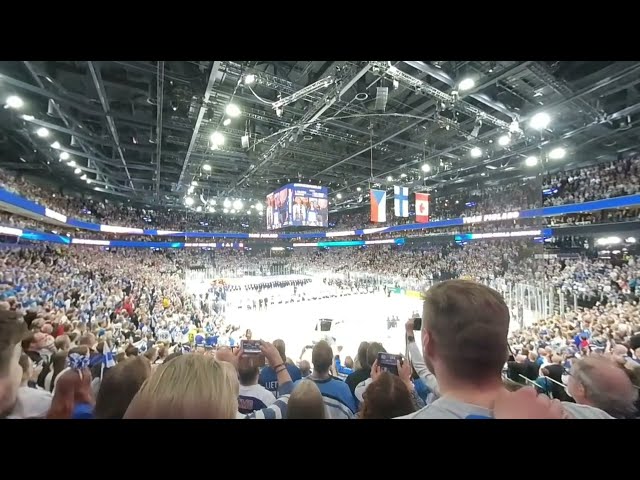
{"left": 80, "top": 174, "right": 87, "bottom": 180}
{"left": 421, "top": 164, "right": 431, "bottom": 173}
{"left": 233, "top": 199, "right": 243, "bottom": 210}
{"left": 67, "top": 160, "right": 76, "bottom": 167}
{"left": 51, "top": 141, "right": 61, "bottom": 149}
{"left": 191, "top": 181, "right": 198, "bottom": 186}
{"left": 74, "top": 168, "right": 81, "bottom": 174}
{"left": 386, "top": 175, "right": 393, "bottom": 182}
{"left": 530, "top": 112, "right": 551, "bottom": 130}
{"left": 470, "top": 147, "right": 482, "bottom": 158}
{"left": 336, "top": 193, "right": 342, "bottom": 200}
{"left": 244, "top": 74, "right": 256, "bottom": 85}
{"left": 225, "top": 104, "right": 241, "bottom": 118}
{"left": 548, "top": 147, "right": 566, "bottom": 160}
{"left": 6, "top": 95, "right": 24, "bottom": 109}
{"left": 525, "top": 156, "right": 539, "bottom": 167}
{"left": 498, "top": 135, "right": 510, "bottom": 146}
{"left": 223, "top": 118, "right": 231, "bottom": 127}
{"left": 185, "top": 197, "right": 195, "bottom": 206}
{"left": 36, "top": 127, "right": 50, "bottom": 138}
{"left": 223, "top": 199, "right": 232, "bottom": 209}
{"left": 458, "top": 78, "right": 475, "bottom": 91}
{"left": 210, "top": 131, "right": 225, "bottom": 146}
{"left": 203, "top": 164, "right": 211, "bottom": 171}
{"left": 59, "top": 152, "right": 70, "bottom": 161}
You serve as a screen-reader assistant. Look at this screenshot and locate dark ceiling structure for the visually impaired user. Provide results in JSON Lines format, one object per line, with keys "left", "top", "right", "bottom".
{"left": 1, "top": 60, "right": 640, "bottom": 212}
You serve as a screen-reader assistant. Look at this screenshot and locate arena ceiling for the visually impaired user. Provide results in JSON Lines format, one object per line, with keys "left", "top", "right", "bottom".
{"left": 1, "top": 60, "right": 640, "bottom": 212}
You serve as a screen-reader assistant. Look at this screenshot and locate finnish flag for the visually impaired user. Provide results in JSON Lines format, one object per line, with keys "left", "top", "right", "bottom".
{"left": 394, "top": 186, "right": 409, "bottom": 218}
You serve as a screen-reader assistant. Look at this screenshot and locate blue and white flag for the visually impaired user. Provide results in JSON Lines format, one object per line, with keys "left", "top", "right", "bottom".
{"left": 104, "top": 342, "right": 116, "bottom": 369}
{"left": 394, "top": 185, "right": 409, "bottom": 218}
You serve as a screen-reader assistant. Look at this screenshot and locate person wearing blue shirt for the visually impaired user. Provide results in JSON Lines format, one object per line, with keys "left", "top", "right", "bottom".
{"left": 293, "top": 340, "right": 356, "bottom": 419}
{"left": 259, "top": 339, "right": 301, "bottom": 397}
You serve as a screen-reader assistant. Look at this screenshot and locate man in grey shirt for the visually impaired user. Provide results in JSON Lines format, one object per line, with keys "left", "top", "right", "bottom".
{"left": 397, "top": 280, "right": 612, "bottom": 419}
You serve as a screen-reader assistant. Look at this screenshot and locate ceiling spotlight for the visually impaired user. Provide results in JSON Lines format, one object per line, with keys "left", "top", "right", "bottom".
{"left": 59, "top": 152, "right": 70, "bottom": 161}
{"left": 246, "top": 210, "right": 252, "bottom": 215}
{"left": 548, "top": 147, "right": 566, "bottom": 160}
{"left": 470, "top": 147, "right": 482, "bottom": 158}
{"left": 421, "top": 164, "right": 431, "bottom": 173}
{"left": 223, "top": 118, "right": 231, "bottom": 127}
{"left": 22, "top": 114, "right": 35, "bottom": 121}
{"left": 233, "top": 199, "right": 243, "bottom": 210}
{"left": 356, "top": 186, "right": 362, "bottom": 192}
{"left": 6, "top": 95, "right": 24, "bottom": 109}
{"left": 188, "top": 186, "right": 195, "bottom": 194}
{"left": 336, "top": 193, "right": 343, "bottom": 200}
{"left": 185, "top": 197, "right": 195, "bottom": 206}
{"left": 210, "top": 131, "right": 225, "bottom": 146}
{"left": 458, "top": 78, "right": 475, "bottom": 91}
{"left": 223, "top": 199, "right": 232, "bottom": 208}
{"left": 86, "top": 179, "right": 92, "bottom": 184}
{"left": 196, "top": 206, "right": 203, "bottom": 212}
{"left": 244, "top": 74, "right": 256, "bottom": 85}
{"left": 209, "top": 199, "right": 217, "bottom": 206}
{"left": 386, "top": 175, "right": 393, "bottom": 182}
{"left": 231, "top": 209, "right": 237, "bottom": 214}
{"left": 67, "top": 160, "right": 76, "bottom": 167}
{"left": 191, "top": 181, "right": 198, "bottom": 186}
{"left": 36, "top": 127, "right": 50, "bottom": 138}
{"left": 80, "top": 174, "right": 87, "bottom": 180}
{"left": 400, "top": 173, "right": 407, "bottom": 178}
{"left": 498, "top": 135, "right": 510, "bottom": 146}
{"left": 203, "top": 164, "right": 211, "bottom": 171}
{"left": 74, "top": 168, "right": 81, "bottom": 174}
{"left": 208, "top": 206, "right": 215, "bottom": 213}
{"left": 223, "top": 208, "right": 229, "bottom": 214}
{"left": 525, "top": 156, "right": 539, "bottom": 167}
{"left": 225, "top": 104, "right": 241, "bottom": 118}
{"left": 530, "top": 112, "right": 551, "bottom": 130}
{"left": 51, "top": 141, "right": 61, "bottom": 149}
{"left": 255, "top": 202, "right": 263, "bottom": 211}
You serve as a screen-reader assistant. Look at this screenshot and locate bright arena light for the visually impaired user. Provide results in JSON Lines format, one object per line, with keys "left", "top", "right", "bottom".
{"left": 6, "top": 95, "right": 24, "bottom": 109}
{"left": 67, "top": 160, "right": 76, "bottom": 167}
{"left": 210, "top": 131, "right": 225, "bottom": 146}
{"left": 498, "top": 135, "right": 510, "bottom": 146}
{"left": 223, "top": 199, "right": 232, "bottom": 208}
{"left": 386, "top": 175, "right": 393, "bottom": 182}
{"left": 244, "top": 74, "right": 256, "bottom": 85}
{"left": 59, "top": 152, "right": 70, "bottom": 161}
{"left": 255, "top": 202, "right": 263, "bottom": 211}
{"left": 203, "top": 164, "right": 212, "bottom": 171}
{"left": 525, "top": 156, "right": 539, "bottom": 167}
{"left": 336, "top": 193, "right": 342, "bottom": 200}
{"left": 74, "top": 168, "right": 81, "bottom": 174}
{"left": 185, "top": 197, "right": 195, "bottom": 206}
{"left": 548, "top": 147, "right": 566, "bottom": 160}
{"left": 422, "top": 164, "right": 431, "bottom": 172}
{"left": 233, "top": 199, "right": 243, "bottom": 210}
{"left": 36, "top": 127, "right": 50, "bottom": 138}
{"left": 196, "top": 206, "right": 203, "bottom": 212}
{"left": 470, "top": 147, "right": 482, "bottom": 158}
{"left": 51, "top": 141, "right": 61, "bottom": 149}
{"left": 530, "top": 112, "right": 551, "bottom": 130}
{"left": 223, "top": 118, "right": 231, "bottom": 126}
{"left": 192, "top": 181, "right": 198, "bottom": 186}
{"left": 356, "top": 186, "right": 362, "bottom": 192}
{"left": 225, "top": 104, "right": 241, "bottom": 118}
{"left": 458, "top": 78, "right": 475, "bottom": 91}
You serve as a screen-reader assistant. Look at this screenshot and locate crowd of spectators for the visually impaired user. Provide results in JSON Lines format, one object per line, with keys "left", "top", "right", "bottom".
{"left": 2, "top": 157, "right": 640, "bottom": 234}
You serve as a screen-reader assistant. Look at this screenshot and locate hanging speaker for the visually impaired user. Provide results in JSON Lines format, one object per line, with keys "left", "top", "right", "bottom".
{"left": 375, "top": 87, "right": 388, "bottom": 112}
{"left": 70, "top": 135, "right": 79, "bottom": 147}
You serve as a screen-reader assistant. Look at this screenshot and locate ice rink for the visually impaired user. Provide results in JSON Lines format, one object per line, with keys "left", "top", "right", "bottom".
{"left": 226, "top": 292, "right": 422, "bottom": 362}
{"left": 185, "top": 271, "right": 423, "bottom": 361}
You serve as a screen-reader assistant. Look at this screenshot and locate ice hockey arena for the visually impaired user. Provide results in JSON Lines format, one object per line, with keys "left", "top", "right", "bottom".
{"left": 0, "top": 60, "right": 639, "bottom": 421}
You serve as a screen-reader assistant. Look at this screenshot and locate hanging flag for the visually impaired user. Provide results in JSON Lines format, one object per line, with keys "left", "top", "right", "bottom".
{"left": 103, "top": 342, "right": 116, "bottom": 369}
{"left": 370, "top": 189, "right": 387, "bottom": 223}
{"left": 415, "top": 192, "right": 430, "bottom": 223}
{"left": 394, "top": 186, "right": 409, "bottom": 218}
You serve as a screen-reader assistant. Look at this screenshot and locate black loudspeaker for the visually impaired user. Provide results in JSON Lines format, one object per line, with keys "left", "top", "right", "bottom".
{"left": 316, "top": 319, "right": 333, "bottom": 332}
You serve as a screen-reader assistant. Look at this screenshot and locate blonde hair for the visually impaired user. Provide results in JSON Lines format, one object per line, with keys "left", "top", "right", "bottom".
{"left": 123, "top": 354, "right": 239, "bottom": 419}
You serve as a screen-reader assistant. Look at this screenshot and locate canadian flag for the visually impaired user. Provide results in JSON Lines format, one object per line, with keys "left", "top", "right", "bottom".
{"left": 415, "top": 192, "right": 430, "bottom": 223}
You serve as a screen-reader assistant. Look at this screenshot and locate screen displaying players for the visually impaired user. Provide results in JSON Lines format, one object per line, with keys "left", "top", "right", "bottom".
{"left": 266, "top": 184, "right": 328, "bottom": 230}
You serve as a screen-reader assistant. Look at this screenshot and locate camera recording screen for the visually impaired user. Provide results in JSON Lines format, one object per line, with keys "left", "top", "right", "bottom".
{"left": 241, "top": 340, "right": 262, "bottom": 354}
{"left": 378, "top": 352, "right": 401, "bottom": 375}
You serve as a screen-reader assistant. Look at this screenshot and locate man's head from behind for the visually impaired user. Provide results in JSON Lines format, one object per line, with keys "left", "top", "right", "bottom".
{"left": 311, "top": 341, "right": 333, "bottom": 375}
{"left": 287, "top": 379, "right": 325, "bottom": 419}
{"left": 273, "top": 339, "right": 286, "bottom": 364}
{"left": 0, "top": 309, "right": 27, "bottom": 415}
{"left": 421, "top": 280, "right": 510, "bottom": 387}
{"left": 567, "top": 355, "right": 638, "bottom": 419}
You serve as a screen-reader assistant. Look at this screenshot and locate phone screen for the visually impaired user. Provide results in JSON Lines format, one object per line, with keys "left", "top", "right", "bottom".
{"left": 378, "top": 352, "right": 402, "bottom": 375}
{"left": 241, "top": 340, "right": 262, "bottom": 354}
{"left": 413, "top": 318, "right": 422, "bottom": 330}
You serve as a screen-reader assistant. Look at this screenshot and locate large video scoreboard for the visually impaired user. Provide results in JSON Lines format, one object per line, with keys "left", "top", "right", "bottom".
{"left": 266, "top": 183, "right": 329, "bottom": 230}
